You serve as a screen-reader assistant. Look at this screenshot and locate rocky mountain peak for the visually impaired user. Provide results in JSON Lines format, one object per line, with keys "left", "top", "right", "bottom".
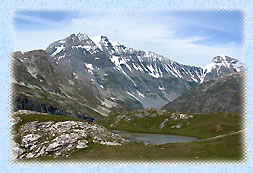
{"left": 76, "top": 32, "right": 89, "bottom": 41}
{"left": 212, "top": 55, "right": 238, "bottom": 65}
{"left": 207, "top": 55, "right": 241, "bottom": 71}
{"left": 66, "top": 33, "right": 94, "bottom": 46}
{"left": 200, "top": 55, "right": 242, "bottom": 83}
{"left": 100, "top": 35, "right": 108, "bottom": 40}
{"left": 23, "top": 49, "right": 49, "bottom": 57}
{"left": 67, "top": 33, "right": 79, "bottom": 43}
{"left": 100, "top": 36, "right": 113, "bottom": 47}
{"left": 146, "top": 51, "right": 167, "bottom": 62}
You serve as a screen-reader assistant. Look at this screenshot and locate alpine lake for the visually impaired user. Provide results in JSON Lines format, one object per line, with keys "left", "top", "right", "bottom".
{"left": 112, "top": 130, "right": 198, "bottom": 144}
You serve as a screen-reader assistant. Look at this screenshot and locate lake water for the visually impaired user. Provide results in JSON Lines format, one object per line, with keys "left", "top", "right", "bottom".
{"left": 112, "top": 130, "right": 198, "bottom": 145}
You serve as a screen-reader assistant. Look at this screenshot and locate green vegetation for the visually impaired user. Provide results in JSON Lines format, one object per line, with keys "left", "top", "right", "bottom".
{"left": 68, "top": 133, "right": 243, "bottom": 161}
{"left": 115, "top": 98, "right": 144, "bottom": 112}
{"left": 13, "top": 110, "right": 244, "bottom": 162}
{"left": 28, "top": 133, "right": 243, "bottom": 162}
{"left": 101, "top": 110, "right": 242, "bottom": 139}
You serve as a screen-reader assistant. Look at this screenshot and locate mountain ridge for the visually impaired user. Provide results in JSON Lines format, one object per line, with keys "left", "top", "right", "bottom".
{"left": 46, "top": 33, "right": 242, "bottom": 83}
{"left": 12, "top": 32, "right": 244, "bottom": 119}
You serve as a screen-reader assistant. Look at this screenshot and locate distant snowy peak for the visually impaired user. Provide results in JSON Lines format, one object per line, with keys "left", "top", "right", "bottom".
{"left": 200, "top": 55, "right": 243, "bottom": 83}
{"left": 205, "top": 55, "right": 242, "bottom": 73}
{"left": 211, "top": 55, "right": 239, "bottom": 68}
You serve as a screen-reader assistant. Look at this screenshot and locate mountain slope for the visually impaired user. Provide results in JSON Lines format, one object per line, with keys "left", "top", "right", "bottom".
{"left": 12, "top": 32, "right": 244, "bottom": 119}
{"left": 162, "top": 73, "right": 244, "bottom": 113}
{"left": 12, "top": 50, "right": 107, "bottom": 120}
{"left": 45, "top": 33, "right": 203, "bottom": 109}
{"left": 45, "top": 33, "right": 243, "bottom": 109}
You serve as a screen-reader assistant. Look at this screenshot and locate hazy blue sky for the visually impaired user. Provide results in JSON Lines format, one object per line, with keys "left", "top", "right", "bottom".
{"left": 14, "top": 10, "right": 244, "bottom": 66}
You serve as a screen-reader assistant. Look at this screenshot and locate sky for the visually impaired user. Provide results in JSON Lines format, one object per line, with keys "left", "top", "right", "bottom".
{"left": 13, "top": 10, "right": 244, "bottom": 66}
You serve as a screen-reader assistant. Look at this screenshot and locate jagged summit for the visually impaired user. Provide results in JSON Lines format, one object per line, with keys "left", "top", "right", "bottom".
{"left": 76, "top": 32, "right": 89, "bottom": 41}
{"left": 211, "top": 55, "right": 241, "bottom": 71}
{"left": 212, "top": 54, "right": 237, "bottom": 63}
{"left": 200, "top": 54, "right": 242, "bottom": 83}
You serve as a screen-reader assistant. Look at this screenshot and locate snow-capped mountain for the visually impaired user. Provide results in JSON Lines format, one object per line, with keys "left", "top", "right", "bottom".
{"left": 12, "top": 32, "right": 244, "bottom": 120}
{"left": 46, "top": 33, "right": 204, "bottom": 83}
{"left": 46, "top": 33, "right": 242, "bottom": 83}
{"left": 200, "top": 55, "right": 243, "bottom": 83}
{"left": 45, "top": 33, "right": 243, "bottom": 110}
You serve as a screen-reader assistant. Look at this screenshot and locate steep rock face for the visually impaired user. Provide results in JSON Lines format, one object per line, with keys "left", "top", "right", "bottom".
{"left": 162, "top": 73, "right": 244, "bottom": 113}
{"left": 12, "top": 50, "right": 107, "bottom": 120}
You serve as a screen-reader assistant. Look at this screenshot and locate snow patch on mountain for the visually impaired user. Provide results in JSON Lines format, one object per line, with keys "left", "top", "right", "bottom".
{"left": 189, "top": 72, "right": 199, "bottom": 82}
{"left": 91, "top": 36, "right": 102, "bottom": 50}
{"left": 59, "top": 40, "right": 66, "bottom": 44}
{"left": 110, "top": 55, "right": 136, "bottom": 86}
{"left": 26, "top": 67, "right": 37, "bottom": 78}
{"left": 200, "top": 54, "right": 242, "bottom": 83}
{"left": 127, "top": 91, "right": 140, "bottom": 102}
{"left": 147, "top": 64, "right": 162, "bottom": 78}
{"left": 52, "top": 45, "right": 65, "bottom": 57}
{"left": 110, "top": 55, "right": 132, "bottom": 72}
{"left": 85, "top": 63, "right": 94, "bottom": 70}
{"left": 147, "top": 51, "right": 165, "bottom": 62}
{"left": 85, "top": 63, "right": 94, "bottom": 74}
{"left": 137, "top": 91, "right": 145, "bottom": 98}
{"left": 132, "top": 63, "right": 144, "bottom": 72}
{"left": 159, "top": 86, "right": 165, "bottom": 91}
{"left": 110, "top": 40, "right": 120, "bottom": 47}
{"left": 56, "top": 54, "right": 66, "bottom": 61}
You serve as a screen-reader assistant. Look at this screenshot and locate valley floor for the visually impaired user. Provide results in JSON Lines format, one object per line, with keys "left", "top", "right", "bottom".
{"left": 66, "top": 132, "right": 243, "bottom": 161}
{"left": 24, "top": 132, "right": 243, "bottom": 162}
{"left": 12, "top": 110, "right": 245, "bottom": 162}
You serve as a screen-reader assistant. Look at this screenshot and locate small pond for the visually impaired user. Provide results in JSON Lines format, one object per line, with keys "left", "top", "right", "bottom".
{"left": 112, "top": 130, "right": 198, "bottom": 145}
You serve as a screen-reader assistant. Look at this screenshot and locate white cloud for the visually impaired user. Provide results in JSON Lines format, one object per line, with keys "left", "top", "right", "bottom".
{"left": 15, "top": 14, "right": 64, "bottom": 28}
{"left": 14, "top": 11, "right": 243, "bottom": 66}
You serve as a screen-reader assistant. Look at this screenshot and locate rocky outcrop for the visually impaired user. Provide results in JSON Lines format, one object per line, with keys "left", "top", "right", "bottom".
{"left": 108, "top": 109, "right": 194, "bottom": 129}
{"left": 13, "top": 117, "right": 127, "bottom": 159}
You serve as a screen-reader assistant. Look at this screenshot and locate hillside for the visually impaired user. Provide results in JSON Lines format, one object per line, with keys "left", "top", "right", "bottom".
{"left": 101, "top": 109, "right": 242, "bottom": 139}
{"left": 162, "top": 73, "right": 244, "bottom": 113}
